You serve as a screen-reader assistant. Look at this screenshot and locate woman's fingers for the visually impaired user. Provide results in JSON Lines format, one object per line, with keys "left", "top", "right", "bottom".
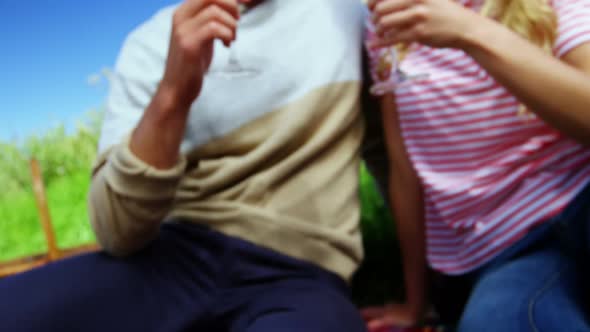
{"left": 375, "top": 5, "right": 428, "bottom": 36}
{"left": 369, "top": 24, "right": 424, "bottom": 48}
{"left": 360, "top": 306, "right": 391, "bottom": 320}
{"left": 373, "top": 0, "right": 415, "bottom": 20}
{"left": 392, "top": 24, "right": 424, "bottom": 44}
{"left": 368, "top": 0, "right": 379, "bottom": 11}
{"left": 367, "top": 317, "right": 396, "bottom": 332}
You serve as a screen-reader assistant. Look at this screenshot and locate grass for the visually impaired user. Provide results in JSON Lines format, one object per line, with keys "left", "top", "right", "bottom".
{"left": 0, "top": 113, "right": 100, "bottom": 261}
{"left": 0, "top": 171, "right": 95, "bottom": 261}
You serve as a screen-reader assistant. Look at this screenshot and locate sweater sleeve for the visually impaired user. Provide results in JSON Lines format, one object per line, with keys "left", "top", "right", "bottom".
{"left": 89, "top": 139, "right": 186, "bottom": 256}
{"left": 88, "top": 6, "right": 186, "bottom": 256}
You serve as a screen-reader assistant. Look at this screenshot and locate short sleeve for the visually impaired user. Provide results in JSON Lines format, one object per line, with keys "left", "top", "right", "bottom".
{"left": 553, "top": 0, "right": 590, "bottom": 58}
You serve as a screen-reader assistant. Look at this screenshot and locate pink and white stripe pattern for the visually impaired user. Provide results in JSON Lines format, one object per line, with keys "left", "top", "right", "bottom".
{"left": 384, "top": 0, "right": 590, "bottom": 274}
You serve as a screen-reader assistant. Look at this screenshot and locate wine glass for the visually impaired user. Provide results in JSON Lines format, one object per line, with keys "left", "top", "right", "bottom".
{"left": 207, "top": 3, "right": 262, "bottom": 79}
{"left": 365, "top": 8, "right": 429, "bottom": 96}
{"left": 369, "top": 45, "right": 429, "bottom": 96}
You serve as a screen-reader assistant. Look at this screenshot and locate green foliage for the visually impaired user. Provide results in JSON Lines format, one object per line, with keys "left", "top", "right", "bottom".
{"left": 0, "top": 143, "right": 31, "bottom": 196}
{"left": 0, "top": 111, "right": 102, "bottom": 199}
{"left": 352, "top": 164, "right": 403, "bottom": 306}
{"left": 0, "top": 172, "right": 96, "bottom": 261}
{"left": 0, "top": 189, "right": 46, "bottom": 260}
{"left": 46, "top": 171, "right": 96, "bottom": 250}
{"left": 0, "top": 111, "right": 101, "bottom": 261}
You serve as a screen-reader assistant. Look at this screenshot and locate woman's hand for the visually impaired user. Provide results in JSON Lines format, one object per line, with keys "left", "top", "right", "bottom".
{"left": 361, "top": 303, "right": 422, "bottom": 332}
{"left": 367, "top": 0, "right": 483, "bottom": 49}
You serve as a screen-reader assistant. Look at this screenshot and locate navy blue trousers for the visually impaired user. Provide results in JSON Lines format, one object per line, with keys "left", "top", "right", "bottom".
{"left": 0, "top": 222, "right": 367, "bottom": 332}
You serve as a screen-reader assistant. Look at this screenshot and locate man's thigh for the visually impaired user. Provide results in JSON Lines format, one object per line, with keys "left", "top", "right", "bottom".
{"left": 0, "top": 224, "right": 219, "bottom": 332}
{"left": 233, "top": 279, "right": 367, "bottom": 332}
{"left": 0, "top": 251, "right": 161, "bottom": 331}
{"left": 458, "top": 245, "right": 589, "bottom": 332}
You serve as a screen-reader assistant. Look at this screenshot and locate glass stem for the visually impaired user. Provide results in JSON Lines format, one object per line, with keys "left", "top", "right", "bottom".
{"left": 227, "top": 46, "right": 239, "bottom": 66}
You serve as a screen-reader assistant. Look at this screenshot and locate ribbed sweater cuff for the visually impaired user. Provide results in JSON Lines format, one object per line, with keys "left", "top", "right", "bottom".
{"left": 103, "top": 140, "right": 187, "bottom": 201}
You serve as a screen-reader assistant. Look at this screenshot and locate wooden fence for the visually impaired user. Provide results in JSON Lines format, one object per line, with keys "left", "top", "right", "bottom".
{"left": 0, "top": 159, "right": 98, "bottom": 278}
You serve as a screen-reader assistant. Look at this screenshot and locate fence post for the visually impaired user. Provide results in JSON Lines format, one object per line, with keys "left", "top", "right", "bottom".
{"left": 29, "top": 158, "right": 61, "bottom": 261}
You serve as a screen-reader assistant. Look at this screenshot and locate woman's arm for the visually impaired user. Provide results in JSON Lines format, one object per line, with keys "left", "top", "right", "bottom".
{"left": 369, "top": 0, "right": 590, "bottom": 145}
{"left": 383, "top": 93, "right": 427, "bottom": 323}
{"left": 362, "top": 94, "right": 427, "bottom": 330}
{"left": 461, "top": 18, "right": 590, "bottom": 145}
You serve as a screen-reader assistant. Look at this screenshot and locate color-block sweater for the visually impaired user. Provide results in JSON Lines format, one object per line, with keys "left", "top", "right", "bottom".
{"left": 89, "top": 0, "right": 366, "bottom": 281}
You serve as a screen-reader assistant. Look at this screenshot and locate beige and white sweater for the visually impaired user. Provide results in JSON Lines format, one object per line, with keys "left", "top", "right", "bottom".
{"left": 89, "top": 0, "right": 366, "bottom": 281}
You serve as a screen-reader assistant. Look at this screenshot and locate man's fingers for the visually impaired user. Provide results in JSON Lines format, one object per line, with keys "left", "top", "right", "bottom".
{"left": 176, "top": 20, "right": 234, "bottom": 58}
{"left": 195, "top": 21, "right": 235, "bottom": 50}
{"left": 178, "top": 4, "right": 238, "bottom": 46}
{"left": 174, "top": 0, "right": 240, "bottom": 24}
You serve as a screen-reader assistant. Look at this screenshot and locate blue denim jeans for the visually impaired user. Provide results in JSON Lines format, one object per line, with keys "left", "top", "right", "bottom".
{"left": 454, "top": 183, "right": 590, "bottom": 331}
{"left": 432, "top": 183, "right": 590, "bottom": 331}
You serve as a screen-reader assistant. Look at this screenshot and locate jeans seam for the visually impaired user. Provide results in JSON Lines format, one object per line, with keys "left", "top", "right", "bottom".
{"left": 527, "top": 265, "right": 567, "bottom": 332}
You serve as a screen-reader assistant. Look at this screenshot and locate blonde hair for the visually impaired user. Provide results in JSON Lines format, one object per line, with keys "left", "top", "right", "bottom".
{"left": 397, "top": 0, "right": 557, "bottom": 57}
{"left": 395, "top": 0, "right": 559, "bottom": 116}
{"left": 482, "top": 0, "right": 558, "bottom": 117}
{"left": 480, "top": 0, "right": 558, "bottom": 53}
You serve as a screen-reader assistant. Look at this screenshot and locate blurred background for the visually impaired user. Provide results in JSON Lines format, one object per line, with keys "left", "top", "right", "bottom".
{"left": 0, "top": 0, "right": 178, "bottom": 261}
{"left": 0, "top": 0, "right": 401, "bottom": 306}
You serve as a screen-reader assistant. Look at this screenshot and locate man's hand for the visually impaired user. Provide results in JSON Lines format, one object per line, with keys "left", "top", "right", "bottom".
{"left": 158, "top": 0, "right": 246, "bottom": 110}
{"left": 130, "top": 0, "right": 252, "bottom": 169}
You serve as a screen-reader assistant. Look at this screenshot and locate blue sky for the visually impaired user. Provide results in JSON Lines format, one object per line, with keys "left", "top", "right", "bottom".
{"left": 0, "top": 0, "right": 178, "bottom": 142}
